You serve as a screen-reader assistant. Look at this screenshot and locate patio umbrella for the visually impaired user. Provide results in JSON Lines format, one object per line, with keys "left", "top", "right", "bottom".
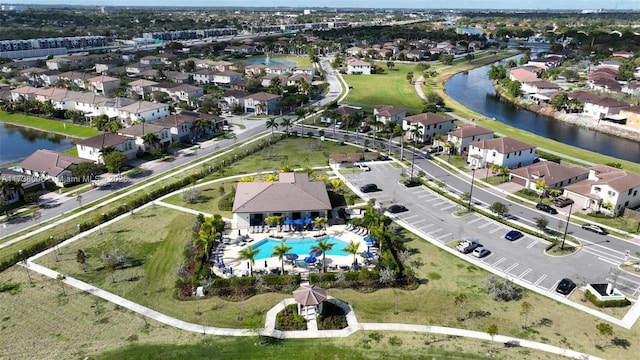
{"left": 304, "top": 217, "right": 314, "bottom": 225}
{"left": 294, "top": 219, "right": 305, "bottom": 226}
{"left": 286, "top": 253, "right": 299, "bottom": 261}
{"left": 303, "top": 256, "right": 317, "bottom": 264}
{"left": 362, "top": 250, "right": 374, "bottom": 259}
{"left": 363, "top": 236, "right": 376, "bottom": 243}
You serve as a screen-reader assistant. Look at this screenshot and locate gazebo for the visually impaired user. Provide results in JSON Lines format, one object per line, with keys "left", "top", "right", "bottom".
{"left": 293, "top": 284, "right": 327, "bottom": 320}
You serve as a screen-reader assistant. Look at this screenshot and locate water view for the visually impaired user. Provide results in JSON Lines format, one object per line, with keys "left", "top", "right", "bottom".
{"left": 0, "top": 122, "right": 73, "bottom": 166}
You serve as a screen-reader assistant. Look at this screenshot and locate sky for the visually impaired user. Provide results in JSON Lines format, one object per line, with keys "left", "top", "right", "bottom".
{"left": 4, "top": 1, "right": 640, "bottom": 10}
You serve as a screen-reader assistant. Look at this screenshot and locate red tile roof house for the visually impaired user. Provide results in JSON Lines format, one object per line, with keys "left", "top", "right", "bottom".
{"left": 467, "top": 137, "right": 536, "bottom": 169}
{"left": 447, "top": 124, "right": 494, "bottom": 154}
{"left": 402, "top": 112, "right": 455, "bottom": 144}
{"left": 374, "top": 105, "right": 406, "bottom": 126}
{"left": 509, "top": 68, "right": 539, "bottom": 83}
{"left": 563, "top": 165, "right": 640, "bottom": 216}
{"left": 509, "top": 161, "right": 590, "bottom": 193}
{"left": 152, "top": 112, "right": 215, "bottom": 142}
{"left": 76, "top": 133, "right": 137, "bottom": 163}
{"left": 232, "top": 172, "right": 332, "bottom": 230}
{"left": 18, "top": 149, "right": 89, "bottom": 187}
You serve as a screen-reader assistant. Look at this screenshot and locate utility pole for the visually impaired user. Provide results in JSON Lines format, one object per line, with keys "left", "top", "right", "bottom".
{"left": 561, "top": 202, "right": 574, "bottom": 250}
{"left": 468, "top": 168, "right": 476, "bottom": 210}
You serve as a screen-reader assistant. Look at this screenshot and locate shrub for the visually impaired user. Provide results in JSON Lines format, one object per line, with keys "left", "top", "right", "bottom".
{"left": 317, "top": 301, "right": 348, "bottom": 330}
{"left": 484, "top": 275, "right": 522, "bottom": 301}
{"left": 275, "top": 304, "right": 307, "bottom": 331}
{"left": 585, "top": 290, "right": 631, "bottom": 308}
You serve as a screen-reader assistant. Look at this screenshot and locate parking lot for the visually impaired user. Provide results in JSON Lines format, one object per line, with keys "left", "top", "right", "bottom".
{"left": 344, "top": 162, "right": 640, "bottom": 298}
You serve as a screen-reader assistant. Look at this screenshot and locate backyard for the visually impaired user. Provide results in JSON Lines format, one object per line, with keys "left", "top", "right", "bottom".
{"left": 0, "top": 111, "right": 101, "bottom": 138}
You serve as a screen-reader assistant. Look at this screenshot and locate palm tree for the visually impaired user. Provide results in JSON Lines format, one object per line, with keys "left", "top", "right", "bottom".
{"left": 141, "top": 132, "right": 160, "bottom": 152}
{"left": 265, "top": 116, "right": 279, "bottom": 136}
{"left": 237, "top": 246, "right": 260, "bottom": 276}
{"left": 280, "top": 117, "right": 292, "bottom": 135}
{"left": 311, "top": 238, "right": 335, "bottom": 273}
{"left": 342, "top": 240, "right": 360, "bottom": 269}
{"left": 313, "top": 217, "right": 327, "bottom": 231}
{"left": 535, "top": 180, "right": 549, "bottom": 200}
{"left": 193, "top": 118, "right": 212, "bottom": 138}
{"left": 271, "top": 241, "right": 292, "bottom": 275}
{"left": 0, "top": 179, "right": 22, "bottom": 216}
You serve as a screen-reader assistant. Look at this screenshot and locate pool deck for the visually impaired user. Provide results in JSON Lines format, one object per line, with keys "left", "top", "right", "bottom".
{"left": 213, "top": 224, "right": 377, "bottom": 277}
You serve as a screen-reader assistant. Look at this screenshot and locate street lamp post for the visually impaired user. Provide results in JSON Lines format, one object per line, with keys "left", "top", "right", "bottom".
{"left": 410, "top": 140, "right": 417, "bottom": 179}
{"left": 561, "top": 202, "right": 574, "bottom": 250}
{"left": 468, "top": 167, "right": 476, "bottom": 210}
{"left": 18, "top": 250, "right": 32, "bottom": 285}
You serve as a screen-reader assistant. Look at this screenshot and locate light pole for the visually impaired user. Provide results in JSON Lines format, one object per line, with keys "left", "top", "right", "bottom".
{"left": 468, "top": 167, "right": 476, "bottom": 210}
{"left": 18, "top": 250, "right": 32, "bottom": 285}
{"left": 561, "top": 202, "right": 574, "bottom": 250}
{"left": 410, "top": 139, "right": 417, "bottom": 179}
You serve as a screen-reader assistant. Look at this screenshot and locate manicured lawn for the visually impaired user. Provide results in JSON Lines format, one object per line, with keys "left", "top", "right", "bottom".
{"left": 343, "top": 63, "right": 424, "bottom": 114}
{"left": 0, "top": 111, "right": 101, "bottom": 138}
{"left": 162, "top": 180, "right": 235, "bottom": 218}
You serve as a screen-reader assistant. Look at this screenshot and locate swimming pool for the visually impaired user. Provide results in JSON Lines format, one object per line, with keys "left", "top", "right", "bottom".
{"left": 244, "top": 57, "right": 297, "bottom": 67}
{"left": 250, "top": 236, "right": 349, "bottom": 260}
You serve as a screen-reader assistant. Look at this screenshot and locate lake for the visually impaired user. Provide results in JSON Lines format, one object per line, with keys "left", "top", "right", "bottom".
{"left": 0, "top": 122, "right": 73, "bottom": 166}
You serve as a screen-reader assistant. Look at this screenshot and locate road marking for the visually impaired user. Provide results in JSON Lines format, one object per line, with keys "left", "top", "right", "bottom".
{"left": 598, "top": 257, "right": 620, "bottom": 266}
{"left": 439, "top": 232, "right": 453, "bottom": 240}
{"left": 440, "top": 204, "right": 457, "bottom": 211}
{"left": 422, "top": 197, "right": 440, "bottom": 202}
{"left": 411, "top": 218, "right": 426, "bottom": 225}
{"left": 489, "top": 227, "right": 502, "bottom": 234}
{"left": 432, "top": 201, "right": 449, "bottom": 207}
{"left": 518, "top": 268, "right": 532, "bottom": 279}
{"left": 402, "top": 215, "right": 419, "bottom": 221}
{"left": 468, "top": 217, "right": 483, "bottom": 224}
{"left": 526, "top": 239, "right": 540, "bottom": 249}
{"left": 634, "top": 287, "right": 640, "bottom": 297}
{"left": 478, "top": 222, "right": 493, "bottom": 229}
{"left": 418, "top": 194, "right": 434, "bottom": 199}
{"left": 492, "top": 257, "right": 506, "bottom": 267}
{"left": 427, "top": 228, "right": 442, "bottom": 236}
{"left": 421, "top": 223, "right": 434, "bottom": 230}
{"left": 505, "top": 263, "right": 519, "bottom": 273}
{"left": 548, "top": 280, "right": 560, "bottom": 292}
{"left": 534, "top": 274, "right": 547, "bottom": 286}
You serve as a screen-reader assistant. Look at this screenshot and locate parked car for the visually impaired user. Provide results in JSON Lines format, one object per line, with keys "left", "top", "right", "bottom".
{"left": 504, "top": 230, "right": 524, "bottom": 241}
{"left": 357, "top": 125, "right": 371, "bottom": 133}
{"left": 335, "top": 122, "right": 344, "bottom": 129}
{"left": 536, "top": 203, "right": 558, "bottom": 214}
{"left": 553, "top": 197, "right": 574, "bottom": 208}
{"left": 555, "top": 278, "right": 576, "bottom": 295}
{"left": 456, "top": 239, "right": 480, "bottom": 254}
{"left": 581, "top": 223, "right": 608, "bottom": 235}
{"left": 471, "top": 246, "right": 490, "bottom": 258}
{"left": 355, "top": 162, "right": 371, "bottom": 172}
{"left": 360, "top": 183, "right": 378, "bottom": 193}
{"left": 387, "top": 204, "right": 408, "bottom": 214}
{"left": 404, "top": 179, "right": 421, "bottom": 188}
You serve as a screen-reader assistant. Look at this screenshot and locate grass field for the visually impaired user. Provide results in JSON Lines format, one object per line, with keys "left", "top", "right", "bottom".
{"left": 343, "top": 63, "right": 425, "bottom": 114}
{"left": 0, "top": 111, "right": 101, "bottom": 138}
{"left": 31, "top": 203, "right": 640, "bottom": 359}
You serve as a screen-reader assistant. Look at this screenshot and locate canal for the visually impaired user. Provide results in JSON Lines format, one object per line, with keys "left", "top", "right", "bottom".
{"left": 444, "top": 57, "right": 640, "bottom": 163}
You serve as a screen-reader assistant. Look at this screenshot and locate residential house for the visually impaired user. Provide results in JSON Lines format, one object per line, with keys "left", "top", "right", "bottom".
{"left": 402, "top": 112, "right": 455, "bottom": 143}
{"left": 286, "top": 73, "right": 312, "bottom": 87}
{"left": 165, "top": 71, "right": 191, "bottom": 84}
{"left": 345, "top": 47, "right": 364, "bottom": 57}
{"left": 621, "top": 82, "right": 640, "bottom": 96}
{"left": 612, "top": 51, "right": 634, "bottom": 59}
{"left": 139, "top": 55, "right": 162, "bottom": 65}
{"left": 152, "top": 112, "right": 201, "bottom": 142}
{"left": 590, "top": 78, "right": 622, "bottom": 93}
{"left": 583, "top": 97, "right": 629, "bottom": 120}
{"left": 232, "top": 172, "right": 332, "bottom": 229}
{"left": 95, "top": 61, "right": 121, "bottom": 75}
{"left": 126, "top": 79, "right": 159, "bottom": 98}
{"left": 346, "top": 59, "right": 371, "bottom": 75}
{"left": 261, "top": 73, "right": 287, "bottom": 88}
{"left": 242, "top": 92, "right": 281, "bottom": 115}
{"left": 619, "top": 106, "right": 640, "bottom": 130}
{"left": 447, "top": 124, "right": 494, "bottom": 154}
{"left": 126, "top": 63, "right": 153, "bottom": 76}
{"left": 163, "top": 84, "right": 204, "bottom": 103}
{"left": 117, "top": 101, "right": 170, "bottom": 124}
{"left": 219, "top": 90, "right": 250, "bottom": 112}
{"left": 563, "top": 165, "right": 640, "bottom": 216}
{"left": 35, "top": 71, "right": 60, "bottom": 87}
{"left": 58, "top": 71, "right": 91, "bottom": 89}
{"left": 509, "top": 161, "right": 590, "bottom": 192}
{"left": 88, "top": 75, "right": 120, "bottom": 96}
{"left": 76, "top": 133, "right": 137, "bottom": 163}
{"left": 213, "top": 71, "right": 243, "bottom": 87}
{"left": 293, "top": 66, "right": 314, "bottom": 77}
{"left": 18, "top": 149, "right": 87, "bottom": 187}
{"left": 467, "top": 137, "right": 537, "bottom": 169}
{"left": 11, "top": 86, "right": 66, "bottom": 102}
{"left": 374, "top": 105, "right": 406, "bottom": 126}
{"left": 266, "top": 64, "right": 294, "bottom": 75}
{"left": 0, "top": 168, "right": 45, "bottom": 205}
{"left": 244, "top": 63, "right": 267, "bottom": 77}
{"left": 192, "top": 69, "right": 217, "bottom": 85}
{"left": 509, "top": 68, "right": 539, "bottom": 83}
{"left": 118, "top": 122, "right": 171, "bottom": 152}
{"left": 45, "top": 57, "right": 74, "bottom": 71}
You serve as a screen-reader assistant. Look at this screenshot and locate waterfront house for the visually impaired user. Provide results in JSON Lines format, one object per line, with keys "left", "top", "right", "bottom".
{"left": 18, "top": 150, "right": 87, "bottom": 187}
{"left": 467, "top": 137, "right": 537, "bottom": 169}
{"left": 447, "top": 124, "right": 494, "bottom": 154}
{"left": 232, "top": 172, "right": 331, "bottom": 229}
{"left": 374, "top": 105, "right": 406, "bottom": 126}
{"left": 76, "top": 133, "right": 137, "bottom": 163}
{"left": 509, "top": 161, "right": 589, "bottom": 192}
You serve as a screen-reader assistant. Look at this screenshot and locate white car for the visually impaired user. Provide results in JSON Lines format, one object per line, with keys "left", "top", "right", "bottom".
{"left": 355, "top": 163, "right": 371, "bottom": 172}
{"left": 471, "top": 246, "right": 490, "bottom": 258}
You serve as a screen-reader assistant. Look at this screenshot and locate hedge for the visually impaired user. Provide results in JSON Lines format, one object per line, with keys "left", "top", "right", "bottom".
{"left": 586, "top": 289, "right": 631, "bottom": 308}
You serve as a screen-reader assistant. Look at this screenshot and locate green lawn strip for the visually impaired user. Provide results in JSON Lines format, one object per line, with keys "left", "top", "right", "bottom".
{"left": 162, "top": 180, "right": 235, "bottom": 218}
{"left": 343, "top": 63, "right": 424, "bottom": 114}
{"left": 0, "top": 111, "right": 101, "bottom": 138}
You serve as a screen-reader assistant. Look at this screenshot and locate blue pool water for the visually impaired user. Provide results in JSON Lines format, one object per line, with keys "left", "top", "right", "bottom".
{"left": 251, "top": 236, "right": 349, "bottom": 260}
{"left": 244, "top": 57, "right": 297, "bottom": 67}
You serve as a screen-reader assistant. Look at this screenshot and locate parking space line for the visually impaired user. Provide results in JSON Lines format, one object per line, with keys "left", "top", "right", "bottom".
{"left": 518, "top": 268, "right": 532, "bottom": 279}
{"left": 468, "top": 217, "right": 483, "bottom": 224}
{"left": 478, "top": 222, "right": 493, "bottom": 229}
{"left": 492, "top": 257, "right": 506, "bottom": 267}
{"left": 402, "top": 215, "right": 419, "bottom": 221}
{"left": 427, "top": 228, "right": 443, "bottom": 236}
{"left": 534, "top": 274, "right": 547, "bottom": 286}
{"left": 505, "top": 263, "right": 519, "bottom": 273}
{"left": 411, "top": 219, "right": 426, "bottom": 225}
{"left": 418, "top": 194, "right": 434, "bottom": 199}
{"left": 440, "top": 204, "right": 457, "bottom": 211}
{"left": 489, "top": 227, "right": 502, "bottom": 234}
{"left": 422, "top": 197, "right": 440, "bottom": 202}
{"left": 439, "top": 232, "right": 453, "bottom": 240}
{"left": 634, "top": 286, "right": 640, "bottom": 297}
{"left": 598, "top": 257, "right": 620, "bottom": 266}
{"left": 549, "top": 280, "right": 560, "bottom": 293}
{"left": 432, "top": 201, "right": 449, "bottom": 207}
{"left": 420, "top": 223, "right": 434, "bottom": 230}
{"left": 526, "top": 239, "right": 540, "bottom": 249}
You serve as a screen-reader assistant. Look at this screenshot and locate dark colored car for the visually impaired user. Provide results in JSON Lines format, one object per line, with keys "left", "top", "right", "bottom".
{"left": 505, "top": 230, "right": 524, "bottom": 241}
{"left": 556, "top": 278, "right": 576, "bottom": 295}
{"left": 388, "top": 205, "right": 408, "bottom": 214}
{"left": 360, "top": 184, "right": 378, "bottom": 193}
{"left": 581, "top": 223, "right": 608, "bottom": 235}
{"left": 536, "top": 203, "right": 558, "bottom": 214}
{"left": 553, "top": 197, "right": 574, "bottom": 208}
{"left": 404, "top": 179, "right": 421, "bottom": 188}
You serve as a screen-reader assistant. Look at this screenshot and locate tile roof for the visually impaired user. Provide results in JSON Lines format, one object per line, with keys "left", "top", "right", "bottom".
{"left": 589, "top": 165, "right": 640, "bottom": 192}
{"left": 510, "top": 162, "right": 589, "bottom": 186}
{"left": 76, "top": 133, "right": 132, "bottom": 148}
{"left": 375, "top": 105, "right": 406, "bottom": 117}
{"left": 448, "top": 124, "right": 493, "bottom": 138}
{"left": 232, "top": 172, "right": 331, "bottom": 213}
{"left": 469, "top": 136, "right": 535, "bottom": 153}
{"left": 118, "top": 122, "right": 167, "bottom": 137}
{"left": 19, "top": 149, "right": 86, "bottom": 176}
{"left": 404, "top": 112, "right": 451, "bottom": 126}
{"left": 242, "top": 91, "right": 280, "bottom": 101}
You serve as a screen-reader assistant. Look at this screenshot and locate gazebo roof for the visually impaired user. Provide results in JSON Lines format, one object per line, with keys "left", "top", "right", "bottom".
{"left": 293, "top": 284, "right": 327, "bottom": 306}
